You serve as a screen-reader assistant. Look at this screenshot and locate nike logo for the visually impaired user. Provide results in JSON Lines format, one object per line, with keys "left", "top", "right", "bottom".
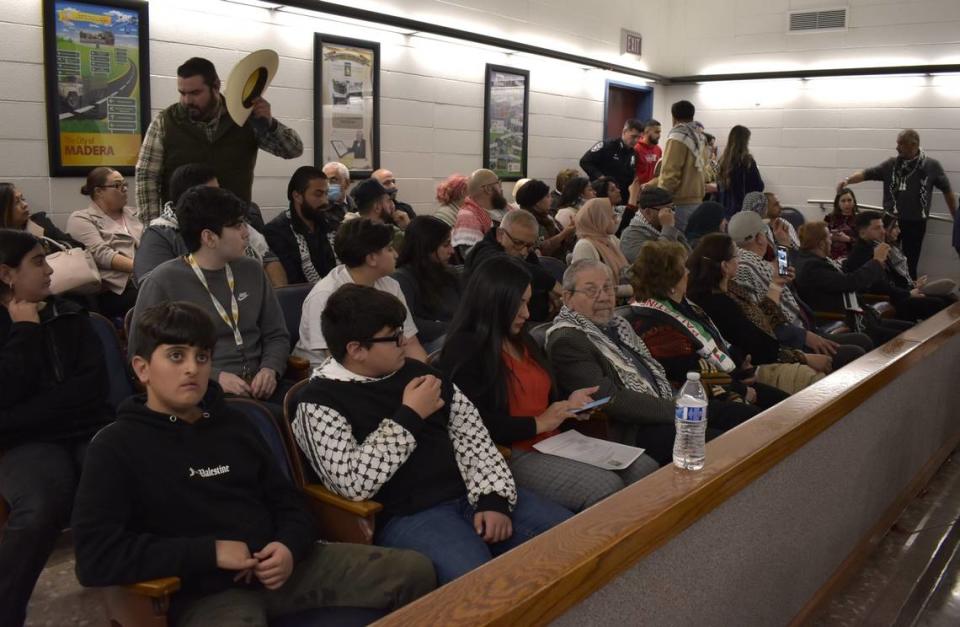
{"left": 238, "top": 292, "right": 248, "bottom": 301}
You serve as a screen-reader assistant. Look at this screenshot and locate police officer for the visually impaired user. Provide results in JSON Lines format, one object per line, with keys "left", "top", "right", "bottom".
{"left": 580, "top": 118, "right": 643, "bottom": 200}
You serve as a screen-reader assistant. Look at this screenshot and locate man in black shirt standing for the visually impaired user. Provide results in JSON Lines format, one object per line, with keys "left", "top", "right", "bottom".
{"left": 580, "top": 118, "right": 643, "bottom": 201}
{"left": 837, "top": 129, "right": 957, "bottom": 278}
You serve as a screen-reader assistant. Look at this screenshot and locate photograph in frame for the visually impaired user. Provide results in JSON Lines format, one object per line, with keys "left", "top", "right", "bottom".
{"left": 314, "top": 34, "right": 380, "bottom": 178}
{"left": 484, "top": 64, "right": 529, "bottom": 181}
{"left": 42, "top": 0, "right": 150, "bottom": 176}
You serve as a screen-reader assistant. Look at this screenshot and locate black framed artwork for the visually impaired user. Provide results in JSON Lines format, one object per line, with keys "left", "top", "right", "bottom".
{"left": 483, "top": 64, "right": 529, "bottom": 181}
{"left": 42, "top": 0, "right": 150, "bottom": 176}
{"left": 314, "top": 34, "right": 380, "bottom": 179}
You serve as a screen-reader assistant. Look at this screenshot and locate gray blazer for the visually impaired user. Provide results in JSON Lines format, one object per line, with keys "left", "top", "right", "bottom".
{"left": 545, "top": 325, "right": 675, "bottom": 447}
{"left": 66, "top": 203, "right": 142, "bottom": 294}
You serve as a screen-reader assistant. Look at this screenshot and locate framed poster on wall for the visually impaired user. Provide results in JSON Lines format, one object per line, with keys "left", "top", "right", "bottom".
{"left": 42, "top": 0, "right": 150, "bottom": 176}
{"left": 483, "top": 64, "right": 529, "bottom": 181}
{"left": 315, "top": 34, "right": 380, "bottom": 179}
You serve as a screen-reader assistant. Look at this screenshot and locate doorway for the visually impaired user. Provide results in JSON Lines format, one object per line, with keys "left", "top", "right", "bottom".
{"left": 603, "top": 81, "right": 654, "bottom": 140}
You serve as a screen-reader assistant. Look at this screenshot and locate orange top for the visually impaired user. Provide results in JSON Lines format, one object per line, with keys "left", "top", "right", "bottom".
{"left": 503, "top": 346, "right": 555, "bottom": 450}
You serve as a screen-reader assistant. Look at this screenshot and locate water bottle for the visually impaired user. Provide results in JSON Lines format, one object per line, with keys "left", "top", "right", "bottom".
{"left": 674, "top": 372, "right": 708, "bottom": 470}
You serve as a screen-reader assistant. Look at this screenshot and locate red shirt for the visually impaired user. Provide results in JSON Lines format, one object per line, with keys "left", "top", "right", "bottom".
{"left": 503, "top": 346, "right": 554, "bottom": 450}
{"left": 634, "top": 140, "right": 662, "bottom": 184}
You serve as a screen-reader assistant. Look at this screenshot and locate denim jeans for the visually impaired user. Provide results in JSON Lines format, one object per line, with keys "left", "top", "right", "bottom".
{"left": 375, "top": 489, "right": 573, "bottom": 584}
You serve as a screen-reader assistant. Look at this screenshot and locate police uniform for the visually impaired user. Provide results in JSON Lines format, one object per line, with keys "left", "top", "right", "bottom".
{"left": 579, "top": 138, "right": 637, "bottom": 199}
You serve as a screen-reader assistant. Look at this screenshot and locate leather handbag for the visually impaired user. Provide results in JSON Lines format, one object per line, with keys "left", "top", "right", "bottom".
{"left": 43, "top": 237, "right": 102, "bottom": 295}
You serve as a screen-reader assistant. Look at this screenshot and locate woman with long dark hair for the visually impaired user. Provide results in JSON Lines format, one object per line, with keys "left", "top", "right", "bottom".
{"left": 717, "top": 125, "right": 764, "bottom": 219}
{"left": 555, "top": 176, "right": 597, "bottom": 228}
{"left": 685, "top": 233, "right": 824, "bottom": 394}
{"left": 0, "top": 183, "right": 79, "bottom": 248}
{"left": 439, "top": 255, "right": 658, "bottom": 512}
{"left": 825, "top": 188, "right": 859, "bottom": 259}
{"left": 0, "top": 229, "right": 109, "bottom": 626}
{"left": 394, "top": 216, "right": 462, "bottom": 353}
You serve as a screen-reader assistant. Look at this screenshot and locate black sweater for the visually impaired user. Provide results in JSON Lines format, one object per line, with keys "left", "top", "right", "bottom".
{"left": 263, "top": 209, "right": 337, "bottom": 284}
{"left": 392, "top": 266, "right": 462, "bottom": 343}
{"left": 293, "top": 359, "right": 515, "bottom": 519}
{"left": 688, "top": 290, "right": 782, "bottom": 365}
{"left": 794, "top": 250, "right": 887, "bottom": 314}
{"left": 72, "top": 385, "right": 315, "bottom": 594}
{"left": 0, "top": 298, "right": 109, "bottom": 448}
{"left": 843, "top": 239, "right": 910, "bottom": 302}
{"left": 463, "top": 229, "right": 556, "bottom": 321}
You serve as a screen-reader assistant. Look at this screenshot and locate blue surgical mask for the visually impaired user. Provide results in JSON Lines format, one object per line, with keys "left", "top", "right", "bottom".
{"left": 328, "top": 183, "right": 342, "bottom": 202}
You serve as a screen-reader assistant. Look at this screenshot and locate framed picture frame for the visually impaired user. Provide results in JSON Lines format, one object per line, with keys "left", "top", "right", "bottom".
{"left": 42, "top": 0, "right": 150, "bottom": 177}
{"left": 483, "top": 64, "right": 529, "bottom": 182}
{"left": 314, "top": 34, "right": 380, "bottom": 179}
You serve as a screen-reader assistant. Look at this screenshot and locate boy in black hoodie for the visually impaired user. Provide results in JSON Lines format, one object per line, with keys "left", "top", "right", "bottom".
{"left": 72, "top": 301, "right": 435, "bottom": 626}
{"left": 292, "top": 284, "right": 572, "bottom": 585}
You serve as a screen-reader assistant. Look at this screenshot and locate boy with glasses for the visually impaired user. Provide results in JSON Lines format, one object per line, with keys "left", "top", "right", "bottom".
{"left": 292, "top": 284, "right": 572, "bottom": 584}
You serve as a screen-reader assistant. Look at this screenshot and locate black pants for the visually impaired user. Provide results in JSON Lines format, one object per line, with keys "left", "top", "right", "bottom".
{"left": 898, "top": 219, "right": 926, "bottom": 280}
{"left": 826, "top": 331, "right": 874, "bottom": 367}
{"left": 98, "top": 281, "right": 138, "bottom": 319}
{"left": 634, "top": 400, "right": 761, "bottom": 466}
{"left": 0, "top": 440, "right": 86, "bottom": 627}
{"left": 893, "top": 294, "right": 950, "bottom": 322}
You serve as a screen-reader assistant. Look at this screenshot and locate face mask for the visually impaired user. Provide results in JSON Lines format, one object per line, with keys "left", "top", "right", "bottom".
{"left": 328, "top": 183, "right": 342, "bottom": 202}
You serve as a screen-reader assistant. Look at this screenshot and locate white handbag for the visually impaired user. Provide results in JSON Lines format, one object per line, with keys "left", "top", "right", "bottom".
{"left": 43, "top": 237, "right": 102, "bottom": 295}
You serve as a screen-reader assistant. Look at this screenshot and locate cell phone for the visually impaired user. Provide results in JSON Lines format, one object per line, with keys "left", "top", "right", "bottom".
{"left": 572, "top": 396, "right": 612, "bottom": 414}
{"left": 776, "top": 245, "right": 789, "bottom": 276}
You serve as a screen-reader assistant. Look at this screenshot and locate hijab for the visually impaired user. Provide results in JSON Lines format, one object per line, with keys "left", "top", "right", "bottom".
{"left": 575, "top": 198, "right": 629, "bottom": 280}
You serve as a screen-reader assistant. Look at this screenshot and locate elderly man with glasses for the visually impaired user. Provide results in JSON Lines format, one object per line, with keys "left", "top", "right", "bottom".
{"left": 463, "top": 209, "right": 561, "bottom": 321}
{"left": 545, "top": 259, "right": 760, "bottom": 465}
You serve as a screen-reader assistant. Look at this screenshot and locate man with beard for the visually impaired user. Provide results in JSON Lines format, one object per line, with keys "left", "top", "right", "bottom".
{"left": 264, "top": 166, "right": 338, "bottom": 284}
{"left": 634, "top": 119, "right": 662, "bottom": 186}
{"left": 373, "top": 168, "right": 416, "bottom": 221}
{"left": 837, "top": 129, "right": 957, "bottom": 279}
{"left": 451, "top": 168, "right": 509, "bottom": 257}
{"left": 135, "top": 57, "right": 304, "bottom": 222}
{"left": 580, "top": 119, "right": 642, "bottom": 202}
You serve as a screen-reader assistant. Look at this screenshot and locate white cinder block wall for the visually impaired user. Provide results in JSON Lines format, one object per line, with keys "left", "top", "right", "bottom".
{"left": 658, "top": 0, "right": 960, "bottom": 278}
{"left": 1, "top": 0, "right": 665, "bottom": 225}
{"left": 4, "top": 0, "right": 960, "bottom": 252}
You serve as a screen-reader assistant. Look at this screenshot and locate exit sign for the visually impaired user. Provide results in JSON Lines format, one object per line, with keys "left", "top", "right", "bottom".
{"left": 621, "top": 29, "right": 642, "bottom": 57}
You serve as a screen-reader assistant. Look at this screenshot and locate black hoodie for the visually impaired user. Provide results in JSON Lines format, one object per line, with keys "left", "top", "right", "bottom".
{"left": 72, "top": 383, "right": 315, "bottom": 595}
{"left": 0, "top": 297, "right": 110, "bottom": 449}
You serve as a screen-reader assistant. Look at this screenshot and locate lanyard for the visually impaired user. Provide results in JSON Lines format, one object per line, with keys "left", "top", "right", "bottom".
{"left": 185, "top": 255, "right": 249, "bottom": 377}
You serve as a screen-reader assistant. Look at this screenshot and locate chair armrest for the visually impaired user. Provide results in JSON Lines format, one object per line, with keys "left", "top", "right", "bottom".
{"left": 861, "top": 293, "right": 888, "bottom": 304}
{"left": 701, "top": 373, "right": 732, "bottom": 387}
{"left": 285, "top": 355, "right": 311, "bottom": 381}
{"left": 303, "top": 483, "right": 381, "bottom": 545}
{"left": 303, "top": 484, "right": 383, "bottom": 517}
{"left": 872, "top": 301, "right": 896, "bottom": 319}
{"left": 814, "top": 311, "right": 847, "bottom": 321}
{"left": 125, "top": 577, "right": 181, "bottom": 598}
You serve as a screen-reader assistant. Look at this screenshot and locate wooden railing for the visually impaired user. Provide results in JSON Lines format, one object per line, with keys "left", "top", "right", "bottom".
{"left": 374, "top": 303, "right": 960, "bottom": 626}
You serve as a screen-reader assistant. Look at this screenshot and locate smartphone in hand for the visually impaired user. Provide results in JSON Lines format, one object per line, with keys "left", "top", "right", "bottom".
{"left": 776, "top": 245, "right": 789, "bottom": 276}
{"left": 572, "top": 396, "right": 612, "bottom": 415}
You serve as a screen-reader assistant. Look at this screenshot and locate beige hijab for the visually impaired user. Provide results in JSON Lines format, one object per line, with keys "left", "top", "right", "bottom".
{"left": 575, "top": 198, "right": 629, "bottom": 279}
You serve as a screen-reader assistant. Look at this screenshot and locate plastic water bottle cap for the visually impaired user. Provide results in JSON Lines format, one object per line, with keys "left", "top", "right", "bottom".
{"left": 687, "top": 372, "right": 701, "bottom": 381}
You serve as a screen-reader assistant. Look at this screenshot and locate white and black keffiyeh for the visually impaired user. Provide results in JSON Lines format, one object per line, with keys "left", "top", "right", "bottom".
{"left": 666, "top": 122, "right": 705, "bottom": 172}
{"left": 547, "top": 306, "right": 673, "bottom": 398}
{"left": 286, "top": 208, "right": 321, "bottom": 284}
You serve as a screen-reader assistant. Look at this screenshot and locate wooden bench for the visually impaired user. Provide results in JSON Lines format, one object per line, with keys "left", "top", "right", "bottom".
{"left": 371, "top": 303, "right": 960, "bottom": 626}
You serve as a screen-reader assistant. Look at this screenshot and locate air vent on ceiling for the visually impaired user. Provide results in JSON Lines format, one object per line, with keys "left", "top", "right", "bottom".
{"left": 789, "top": 8, "right": 847, "bottom": 32}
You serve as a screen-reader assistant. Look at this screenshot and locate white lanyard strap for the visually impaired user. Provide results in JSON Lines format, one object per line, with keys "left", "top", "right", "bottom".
{"left": 185, "top": 255, "right": 244, "bottom": 351}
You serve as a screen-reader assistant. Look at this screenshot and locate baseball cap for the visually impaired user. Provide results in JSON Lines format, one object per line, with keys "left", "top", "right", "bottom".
{"left": 727, "top": 210, "right": 766, "bottom": 245}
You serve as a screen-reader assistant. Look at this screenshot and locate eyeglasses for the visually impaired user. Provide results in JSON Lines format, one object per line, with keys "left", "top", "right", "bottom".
{"left": 99, "top": 182, "right": 128, "bottom": 191}
{"left": 361, "top": 330, "right": 404, "bottom": 347}
{"left": 570, "top": 284, "right": 616, "bottom": 299}
{"left": 500, "top": 229, "right": 537, "bottom": 251}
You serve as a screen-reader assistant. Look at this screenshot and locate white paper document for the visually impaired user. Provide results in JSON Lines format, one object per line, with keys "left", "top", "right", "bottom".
{"left": 533, "top": 430, "right": 646, "bottom": 471}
